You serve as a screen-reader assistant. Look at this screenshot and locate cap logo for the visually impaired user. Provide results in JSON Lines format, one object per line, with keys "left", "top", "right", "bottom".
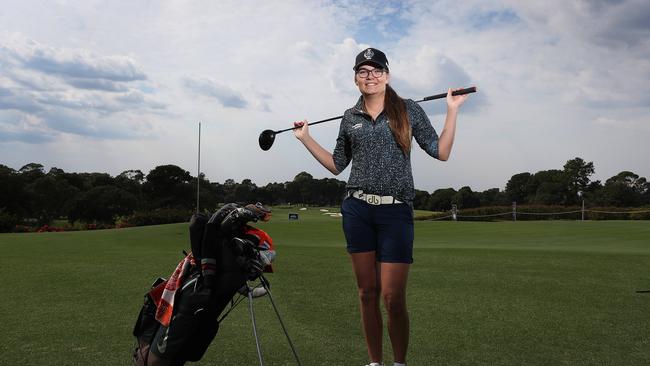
{"left": 363, "top": 48, "right": 374, "bottom": 60}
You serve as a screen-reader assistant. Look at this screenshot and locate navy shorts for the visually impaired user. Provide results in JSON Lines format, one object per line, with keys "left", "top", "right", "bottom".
{"left": 341, "top": 197, "right": 414, "bottom": 263}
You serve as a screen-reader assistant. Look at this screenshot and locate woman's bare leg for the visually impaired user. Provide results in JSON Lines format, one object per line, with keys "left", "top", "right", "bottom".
{"left": 350, "top": 251, "right": 383, "bottom": 363}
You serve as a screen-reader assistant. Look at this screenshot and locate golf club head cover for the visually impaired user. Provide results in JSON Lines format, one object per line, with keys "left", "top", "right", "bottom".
{"left": 220, "top": 202, "right": 272, "bottom": 236}
{"left": 199, "top": 203, "right": 240, "bottom": 289}
{"left": 244, "top": 202, "right": 272, "bottom": 222}
{"left": 189, "top": 212, "right": 208, "bottom": 260}
{"left": 231, "top": 237, "right": 264, "bottom": 280}
{"left": 246, "top": 255, "right": 265, "bottom": 281}
{"left": 220, "top": 208, "right": 255, "bottom": 235}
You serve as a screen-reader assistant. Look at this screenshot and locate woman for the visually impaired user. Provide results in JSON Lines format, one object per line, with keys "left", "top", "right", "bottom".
{"left": 293, "top": 47, "right": 470, "bottom": 366}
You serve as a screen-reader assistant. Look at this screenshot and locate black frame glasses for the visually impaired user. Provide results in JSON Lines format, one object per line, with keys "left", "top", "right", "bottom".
{"left": 355, "top": 68, "right": 386, "bottom": 78}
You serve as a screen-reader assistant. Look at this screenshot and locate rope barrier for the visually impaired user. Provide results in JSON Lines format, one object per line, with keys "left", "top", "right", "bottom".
{"left": 420, "top": 207, "right": 649, "bottom": 221}
{"left": 424, "top": 215, "right": 454, "bottom": 221}
{"left": 517, "top": 210, "right": 582, "bottom": 216}
{"left": 457, "top": 212, "right": 511, "bottom": 218}
{"left": 587, "top": 209, "right": 650, "bottom": 214}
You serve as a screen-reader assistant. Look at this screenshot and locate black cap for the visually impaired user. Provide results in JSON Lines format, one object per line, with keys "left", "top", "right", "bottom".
{"left": 353, "top": 48, "right": 389, "bottom": 71}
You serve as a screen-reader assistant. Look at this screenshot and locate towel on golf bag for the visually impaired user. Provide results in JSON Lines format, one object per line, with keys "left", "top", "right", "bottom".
{"left": 152, "top": 253, "right": 196, "bottom": 327}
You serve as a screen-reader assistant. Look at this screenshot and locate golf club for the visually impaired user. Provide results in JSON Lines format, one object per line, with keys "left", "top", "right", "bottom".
{"left": 258, "top": 86, "right": 476, "bottom": 151}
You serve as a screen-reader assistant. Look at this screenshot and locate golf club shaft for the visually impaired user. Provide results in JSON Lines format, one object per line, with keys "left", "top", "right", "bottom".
{"left": 275, "top": 115, "right": 343, "bottom": 134}
{"left": 417, "top": 86, "right": 477, "bottom": 102}
{"left": 275, "top": 86, "right": 476, "bottom": 134}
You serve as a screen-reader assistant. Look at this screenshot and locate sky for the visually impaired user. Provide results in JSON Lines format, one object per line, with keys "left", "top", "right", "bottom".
{"left": 1, "top": 0, "right": 649, "bottom": 192}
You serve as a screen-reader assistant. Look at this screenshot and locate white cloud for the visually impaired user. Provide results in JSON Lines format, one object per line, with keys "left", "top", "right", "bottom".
{"left": 0, "top": 32, "right": 167, "bottom": 142}
{"left": 2, "top": 32, "right": 146, "bottom": 82}
{"left": 0, "top": 0, "right": 648, "bottom": 192}
{"left": 183, "top": 77, "right": 249, "bottom": 109}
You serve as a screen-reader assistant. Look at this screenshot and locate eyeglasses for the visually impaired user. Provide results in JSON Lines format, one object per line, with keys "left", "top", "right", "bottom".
{"left": 355, "top": 68, "right": 386, "bottom": 78}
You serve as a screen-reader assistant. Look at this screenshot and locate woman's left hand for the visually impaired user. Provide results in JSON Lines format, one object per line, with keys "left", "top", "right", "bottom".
{"left": 446, "top": 87, "right": 470, "bottom": 111}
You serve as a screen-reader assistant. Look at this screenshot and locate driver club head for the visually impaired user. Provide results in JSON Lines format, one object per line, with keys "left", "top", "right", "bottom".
{"left": 259, "top": 129, "right": 276, "bottom": 151}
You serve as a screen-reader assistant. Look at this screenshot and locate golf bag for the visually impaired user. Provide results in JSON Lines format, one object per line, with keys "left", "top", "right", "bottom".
{"left": 132, "top": 203, "right": 273, "bottom": 366}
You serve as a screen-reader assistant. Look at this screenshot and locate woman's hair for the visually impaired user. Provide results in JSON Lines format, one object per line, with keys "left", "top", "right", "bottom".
{"left": 384, "top": 84, "right": 411, "bottom": 155}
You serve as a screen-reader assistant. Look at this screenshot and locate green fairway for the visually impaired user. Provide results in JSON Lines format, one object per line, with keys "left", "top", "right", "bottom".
{"left": 0, "top": 208, "right": 648, "bottom": 365}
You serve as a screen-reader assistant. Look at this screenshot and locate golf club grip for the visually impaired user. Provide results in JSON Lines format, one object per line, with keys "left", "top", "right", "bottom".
{"left": 419, "top": 87, "right": 476, "bottom": 102}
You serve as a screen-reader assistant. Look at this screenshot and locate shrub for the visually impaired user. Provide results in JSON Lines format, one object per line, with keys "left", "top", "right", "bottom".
{"left": 13, "top": 225, "right": 32, "bottom": 233}
{"left": 586, "top": 207, "right": 650, "bottom": 220}
{"left": 0, "top": 212, "right": 20, "bottom": 232}
{"left": 36, "top": 225, "right": 65, "bottom": 232}
{"left": 123, "top": 208, "right": 192, "bottom": 227}
{"left": 83, "top": 223, "right": 114, "bottom": 230}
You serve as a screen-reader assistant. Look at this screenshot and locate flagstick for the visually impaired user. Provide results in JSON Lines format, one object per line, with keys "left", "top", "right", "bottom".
{"left": 196, "top": 122, "right": 201, "bottom": 214}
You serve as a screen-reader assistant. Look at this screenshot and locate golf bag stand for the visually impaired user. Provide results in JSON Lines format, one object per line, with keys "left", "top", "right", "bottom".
{"left": 244, "top": 274, "right": 302, "bottom": 366}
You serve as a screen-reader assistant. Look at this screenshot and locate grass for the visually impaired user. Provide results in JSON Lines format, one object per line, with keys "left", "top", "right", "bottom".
{"left": 0, "top": 207, "right": 648, "bottom": 365}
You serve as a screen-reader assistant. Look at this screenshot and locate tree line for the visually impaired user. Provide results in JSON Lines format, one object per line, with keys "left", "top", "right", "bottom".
{"left": 0, "top": 164, "right": 346, "bottom": 230}
{"left": 1, "top": 157, "right": 648, "bottom": 231}
{"left": 415, "top": 157, "right": 650, "bottom": 211}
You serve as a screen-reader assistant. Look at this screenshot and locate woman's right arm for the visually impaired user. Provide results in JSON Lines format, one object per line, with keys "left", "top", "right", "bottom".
{"left": 293, "top": 120, "right": 340, "bottom": 175}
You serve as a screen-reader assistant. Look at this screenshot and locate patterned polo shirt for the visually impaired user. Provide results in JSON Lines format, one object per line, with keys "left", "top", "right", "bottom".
{"left": 333, "top": 96, "right": 440, "bottom": 203}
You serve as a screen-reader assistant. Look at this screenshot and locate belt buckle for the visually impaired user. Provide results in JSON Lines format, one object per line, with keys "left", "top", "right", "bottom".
{"left": 365, "top": 194, "right": 381, "bottom": 205}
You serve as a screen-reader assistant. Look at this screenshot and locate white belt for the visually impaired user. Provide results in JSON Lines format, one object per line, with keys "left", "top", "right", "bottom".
{"left": 349, "top": 190, "right": 402, "bottom": 205}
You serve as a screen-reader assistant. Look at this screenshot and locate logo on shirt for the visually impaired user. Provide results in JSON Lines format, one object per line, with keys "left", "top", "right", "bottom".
{"left": 352, "top": 123, "right": 362, "bottom": 129}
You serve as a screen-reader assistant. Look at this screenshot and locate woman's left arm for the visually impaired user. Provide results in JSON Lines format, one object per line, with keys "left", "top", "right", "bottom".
{"left": 437, "top": 88, "right": 470, "bottom": 161}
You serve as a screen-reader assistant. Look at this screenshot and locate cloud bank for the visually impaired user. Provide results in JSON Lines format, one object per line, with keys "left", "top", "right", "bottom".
{"left": 0, "top": 0, "right": 648, "bottom": 192}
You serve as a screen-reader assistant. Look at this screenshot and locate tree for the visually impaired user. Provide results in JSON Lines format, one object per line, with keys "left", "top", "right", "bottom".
{"left": 315, "top": 178, "right": 346, "bottom": 206}
{"left": 599, "top": 171, "right": 648, "bottom": 207}
{"left": 286, "top": 172, "right": 315, "bottom": 205}
{"left": 81, "top": 172, "right": 114, "bottom": 189}
{"left": 258, "top": 182, "right": 287, "bottom": 205}
{"left": 0, "top": 165, "right": 28, "bottom": 217}
{"left": 234, "top": 179, "right": 258, "bottom": 203}
{"left": 223, "top": 179, "right": 237, "bottom": 203}
{"left": 581, "top": 180, "right": 603, "bottom": 205}
{"left": 118, "top": 169, "right": 145, "bottom": 182}
{"left": 144, "top": 165, "right": 194, "bottom": 209}
{"left": 429, "top": 188, "right": 457, "bottom": 211}
{"left": 505, "top": 172, "right": 532, "bottom": 203}
{"left": 477, "top": 188, "right": 508, "bottom": 207}
{"left": 19, "top": 163, "right": 45, "bottom": 182}
{"left": 67, "top": 186, "right": 137, "bottom": 224}
{"left": 26, "top": 172, "right": 79, "bottom": 225}
{"left": 194, "top": 178, "right": 224, "bottom": 212}
{"left": 563, "top": 157, "right": 595, "bottom": 204}
{"left": 453, "top": 186, "right": 480, "bottom": 209}
{"left": 115, "top": 169, "right": 145, "bottom": 206}
{"left": 413, "top": 189, "right": 430, "bottom": 210}
{"left": 527, "top": 170, "right": 569, "bottom": 205}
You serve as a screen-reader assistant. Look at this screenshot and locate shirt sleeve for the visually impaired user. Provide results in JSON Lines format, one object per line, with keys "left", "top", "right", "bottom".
{"left": 409, "top": 100, "right": 439, "bottom": 159}
{"left": 332, "top": 115, "right": 352, "bottom": 173}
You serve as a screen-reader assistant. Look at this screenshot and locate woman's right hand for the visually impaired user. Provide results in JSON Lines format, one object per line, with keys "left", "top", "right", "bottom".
{"left": 292, "top": 119, "right": 309, "bottom": 141}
